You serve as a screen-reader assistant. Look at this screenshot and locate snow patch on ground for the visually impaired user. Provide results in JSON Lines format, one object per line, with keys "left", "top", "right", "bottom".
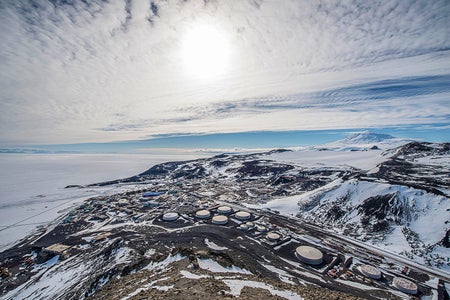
{"left": 245, "top": 195, "right": 303, "bottom": 216}
{"left": 120, "top": 277, "right": 171, "bottom": 300}
{"left": 376, "top": 226, "right": 411, "bottom": 254}
{"left": 152, "top": 285, "right": 173, "bottom": 291}
{"left": 335, "top": 279, "right": 378, "bottom": 290}
{"left": 114, "top": 247, "right": 133, "bottom": 265}
{"left": 222, "top": 279, "right": 303, "bottom": 300}
{"left": 415, "top": 155, "right": 450, "bottom": 166}
{"left": 204, "top": 238, "right": 228, "bottom": 251}
{"left": 144, "top": 249, "right": 156, "bottom": 257}
{"left": 42, "top": 255, "right": 60, "bottom": 268}
{"left": 3, "top": 255, "right": 96, "bottom": 300}
{"left": 197, "top": 258, "right": 252, "bottom": 274}
{"left": 244, "top": 179, "right": 341, "bottom": 216}
{"left": 143, "top": 254, "right": 186, "bottom": 271}
{"left": 279, "top": 257, "right": 326, "bottom": 283}
{"left": 260, "top": 262, "right": 295, "bottom": 284}
{"left": 180, "top": 270, "right": 210, "bottom": 279}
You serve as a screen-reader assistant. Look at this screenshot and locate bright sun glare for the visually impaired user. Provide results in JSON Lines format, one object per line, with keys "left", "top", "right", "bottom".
{"left": 181, "top": 25, "right": 231, "bottom": 80}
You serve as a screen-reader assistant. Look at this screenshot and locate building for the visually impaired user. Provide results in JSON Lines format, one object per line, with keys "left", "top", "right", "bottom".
{"left": 143, "top": 191, "right": 165, "bottom": 197}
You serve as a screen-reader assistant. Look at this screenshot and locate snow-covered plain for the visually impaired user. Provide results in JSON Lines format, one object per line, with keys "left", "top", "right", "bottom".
{"left": 267, "top": 131, "right": 410, "bottom": 171}
{"left": 268, "top": 149, "right": 388, "bottom": 171}
{"left": 0, "top": 152, "right": 209, "bottom": 251}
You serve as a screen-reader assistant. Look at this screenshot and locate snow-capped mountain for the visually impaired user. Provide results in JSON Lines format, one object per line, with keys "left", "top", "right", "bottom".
{"left": 342, "top": 131, "right": 396, "bottom": 143}
{"left": 319, "top": 131, "right": 411, "bottom": 151}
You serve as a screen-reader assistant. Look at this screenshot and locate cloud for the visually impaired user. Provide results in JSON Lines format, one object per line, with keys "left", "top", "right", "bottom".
{"left": 0, "top": 0, "right": 449, "bottom": 145}
{"left": 94, "top": 74, "right": 450, "bottom": 136}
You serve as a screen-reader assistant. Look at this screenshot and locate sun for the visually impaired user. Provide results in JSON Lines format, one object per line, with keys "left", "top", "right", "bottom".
{"left": 181, "top": 24, "right": 231, "bottom": 80}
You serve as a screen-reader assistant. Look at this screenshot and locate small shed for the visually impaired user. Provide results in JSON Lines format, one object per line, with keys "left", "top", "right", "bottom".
{"left": 43, "top": 243, "right": 71, "bottom": 255}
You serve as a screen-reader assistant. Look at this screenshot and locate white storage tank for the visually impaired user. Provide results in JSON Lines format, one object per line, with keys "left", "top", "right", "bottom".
{"left": 295, "top": 246, "right": 323, "bottom": 265}
{"left": 195, "top": 209, "right": 211, "bottom": 219}
{"left": 256, "top": 225, "right": 267, "bottom": 232}
{"left": 266, "top": 232, "right": 281, "bottom": 241}
{"left": 117, "top": 199, "right": 128, "bottom": 206}
{"left": 217, "top": 206, "right": 232, "bottom": 214}
{"left": 359, "top": 264, "right": 382, "bottom": 280}
{"left": 238, "top": 224, "right": 249, "bottom": 231}
{"left": 245, "top": 222, "right": 255, "bottom": 229}
{"left": 162, "top": 212, "right": 179, "bottom": 221}
{"left": 212, "top": 215, "right": 228, "bottom": 225}
{"left": 392, "top": 277, "right": 418, "bottom": 294}
{"left": 235, "top": 211, "right": 251, "bottom": 220}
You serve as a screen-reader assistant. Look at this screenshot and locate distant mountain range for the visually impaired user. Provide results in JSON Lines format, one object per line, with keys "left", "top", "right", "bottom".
{"left": 0, "top": 131, "right": 414, "bottom": 155}
{"left": 0, "top": 148, "right": 79, "bottom": 154}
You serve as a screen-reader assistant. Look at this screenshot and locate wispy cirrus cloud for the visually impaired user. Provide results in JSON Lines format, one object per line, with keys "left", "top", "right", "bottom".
{"left": 0, "top": 0, "right": 449, "bottom": 145}
{"left": 95, "top": 74, "right": 450, "bottom": 136}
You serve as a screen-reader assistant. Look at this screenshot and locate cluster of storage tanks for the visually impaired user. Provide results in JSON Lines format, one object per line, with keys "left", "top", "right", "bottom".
{"left": 357, "top": 264, "right": 417, "bottom": 294}
{"left": 162, "top": 206, "right": 418, "bottom": 296}
{"left": 205, "top": 205, "right": 252, "bottom": 225}
{"left": 294, "top": 246, "right": 417, "bottom": 294}
{"left": 162, "top": 205, "right": 251, "bottom": 225}
{"left": 162, "top": 206, "right": 279, "bottom": 240}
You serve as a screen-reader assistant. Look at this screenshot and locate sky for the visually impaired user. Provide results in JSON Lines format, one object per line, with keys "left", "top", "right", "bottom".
{"left": 0, "top": 0, "right": 449, "bottom": 148}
